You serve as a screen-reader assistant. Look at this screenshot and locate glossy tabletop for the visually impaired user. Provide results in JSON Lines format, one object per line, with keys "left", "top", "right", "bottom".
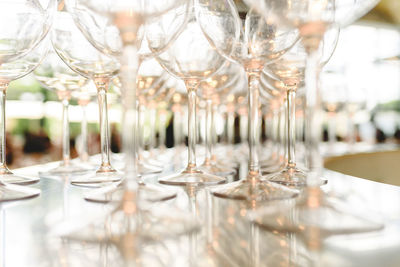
{"left": 2, "top": 148, "right": 400, "bottom": 267}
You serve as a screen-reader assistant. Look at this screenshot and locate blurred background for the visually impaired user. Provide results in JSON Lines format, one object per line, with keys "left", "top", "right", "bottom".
{"left": 6, "top": 0, "right": 400, "bottom": 168}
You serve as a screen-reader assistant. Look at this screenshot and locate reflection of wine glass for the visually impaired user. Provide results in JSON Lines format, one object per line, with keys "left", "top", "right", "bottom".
{"left": 35, "top": 49, "right": 93, "bottom": 178}
{"left": 150, "top": 1, "right": 228, "bottom": 187}
{"left": 0, "top": 36, "right": 50, "bottom": 201}
{"left": 52, "top": 11, "right": 122, "bottom": 186}
{"left": 197, "top": 0, "right": 298, "bottom": 201}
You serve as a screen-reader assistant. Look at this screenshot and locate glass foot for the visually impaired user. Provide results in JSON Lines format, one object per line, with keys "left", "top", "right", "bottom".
{"left": 159, "top": 170, "right": 226, "bottom": 187}
{"left": 261, "top": 163, "right": 285, "bottom": 175}
{"left": 70, "top": 171, "right": 122, "bottom": 187}
{"left": 268, "top": 166, "right": 308, "bottom": 188}
{"left": 212, "top": 177, "right": 298, "bottom": 202}
{"left": 0, "top": 171, "right": 39, "bottom": 185}
{"left": 84, "top": 182, "right": 177, "bottom": 203}
{"left": 137, "top": 162, "right": 163, "bottom": 175}
{"left": 39, "top": 162, "right": 92, "bottom": 178}
{"left": 268, "top": 167, "right": 327, "bottom": 188}
{"left": 250, "top": 187, "right": 384, "bottom": 239}
{"left": 198, "top": 163, "right": 236, "bottom": 177}
{"left": 0, "top": 183, "right": 40, "bottom": 202}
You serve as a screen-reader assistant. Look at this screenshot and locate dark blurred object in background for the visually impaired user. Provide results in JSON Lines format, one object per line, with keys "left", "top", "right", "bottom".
{"left": 23, "top": 131, "right": 51, "bottom": 153}
{"left": 376, "top": 128, "right": 387, "bottom": 143}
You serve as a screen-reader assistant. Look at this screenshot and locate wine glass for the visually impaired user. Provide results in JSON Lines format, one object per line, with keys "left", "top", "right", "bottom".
{"left": 0, "top": 0, "right": 56, "bottom": 191}
{"left": 0, "top": 0, "right": 55, "bottom": 65}
{"left": 197, "top": 62, "right": 242, "bottom": 177}
{"left": 262, "top": 27, "right": 338, "bottom": 188}
{"left": 34, "top": 49, "right": 94, "bottom": 178}
{"left": 245, "top": 0, "right": 383, "bottom": 237}
{"left": 196, "top": 0, "right": 299, "bottom": 201}
{"left": 0, "top": 35, "right": 50, "bottom": 201}
{"left": 71, "top": 81, "right": 98, "bottom": 167}
{"left": 147, "top": 0, "right": 228, "bottom": 187}
{"left": 52, "top": 11, "right": 122, "bottom": 186}
{"left": 66, "top": 0, "right": 189, "bottom": 190}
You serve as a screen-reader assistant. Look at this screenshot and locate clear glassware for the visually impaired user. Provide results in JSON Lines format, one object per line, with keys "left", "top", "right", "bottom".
{"left": 55, "top": 0, "right": 197, "bottom": 246}
{"left": 245, "top": 0, "right": 382, "bottom": 237}
{"left": 71, "top": 80, "right": 98, "bottom": 168}
{"left": 52, "top": 11, "right": 122, "bottom": 186}
{"left": 196, "top": 0, "right": 299, "bottom": 201}
{"left": 0, "top": 34, "right": 51, "bottom": 201}
{"left": 259, "top": 89, "right": 286, "bottom": 174}
{"left": 0, "top": 0, "right": 56, "bottom": 198}
{"left": 146, "top": 0, "right": 229, "bottom": 187}
{"left": 66, "top": 0, "right": 188, "bottom": 190}
{"left": 197, "top": 62, "right": 242, "bottom": 177}
{"left": 262, "top": 25, "right": 339, "bottom": 187}
{"left": 34, "top": 49, "right": 94, "bottom": 178}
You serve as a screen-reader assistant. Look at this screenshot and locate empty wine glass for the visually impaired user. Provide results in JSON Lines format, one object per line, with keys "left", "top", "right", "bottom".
{"left": 197, "top": 62, "right": 242, "bottom": 177}
{"left": 0, "top": 0, "right": 55, "bottom": 65}
{"left": 0, "top": 0, "right": 56, "bottom": 199}
{"left": 148, "top": 0, "right": 228, "bottom": 186}
{"left": 0, "top": 36, "right": 50, "bottom": 201}
{"left": 71, "top": 80, "right": 98, "bottom": 168}
{"left": 35, "top": 49, "right": 93, "bottom": 178}
{"left": 246, "top": 0, "right": 383, "bottom": 237}
{"left": 66, "top": 0, "right": 189, "bottom": 193}
{"left": 52, "top": 11, "right": 122, "bottom": 186}
{"left": 196, "top": 0, "right": 299, "bottom": 201}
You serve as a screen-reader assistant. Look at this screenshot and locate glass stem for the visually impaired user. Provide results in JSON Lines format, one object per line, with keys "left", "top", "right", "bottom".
{"left": 137, "top": 103, "right": 145, "bottom": 160}
{"left": 120, "top": 45, "right": 139, "bottom": 190}
{"left": 94, "top": 77, "right": 115, "bottom": 173}
{"left": 227, "top": 111, "right": 235, "bottom": 145}
{"left": 211, "top": 103, "right": 217, "bottom": 161}
{"left": 149, "top": 104, "right": 156, "bottom": 153}
{"left": 0, "top": 83, "right": 9, "bottom": 175}
{"left": 61, "top": 98, "right": 71, "bottom": 167}
{"left": 158, "top": 109, "right": 166, "bottom": 150}
{"left": 328, "top": 112, "right": 336, "bottom": 147}
{"left": 271, "top": 107, "right": 278, "bottom": 161}
{"left": 240, "top": 113, "right": 248, "bottom": 144}
{"left": 185, "top": 79, "right": 199, "bottom": 172}
{"left": 287, "top": 89, "right": 296, "bottom": 168}
{"left": 173, "top": 108, "right": 182, "bottom": 147}
{"left": 246, "top": 71, "right": 261, "bottom": 177}
{"left": 79, "top": 102, "right": 89, "bottom": 162}
{"left": 203, "top": 99, "right": 212, "bottom": 166}
{"left": 305, "top": 51, "right": 323, "bottom": 186}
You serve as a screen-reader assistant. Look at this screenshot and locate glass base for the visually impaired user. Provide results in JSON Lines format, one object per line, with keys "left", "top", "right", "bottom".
{"left": 0, "top": 183, "right": 40, "bottom": 202}
{"left": 198, "top": 162, "right": 236, "bottom": 177}
{"left": 261, "top": 162, "right": 284, "bottom": 175}
{"left": 0, "top": 171, "right": 39, "bottom": 185}
{"left": 159, "top": 169, "right": 226, "bottom": 187}
{"left": 113, "top": 160, "right": 163, "bottom": 175}
{"left": 250, "top": 187, "right": 384, "bottom": 240}
{"left": 84, "top": 182, "right": 177, "bottom": 203}
{"left": 268, "top": 166, "right": 308, "bottom": 188}
{"left": 39, "top": 162, "right": 92, "bottom": 178}
{"left": 212, "top": 176, "right": 298, "bottom": 202}
{"left": 70, "top": 171, "right": 122, "bottom": 187}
